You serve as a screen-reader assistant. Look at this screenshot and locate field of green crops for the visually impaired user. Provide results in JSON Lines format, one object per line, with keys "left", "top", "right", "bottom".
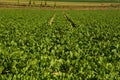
{"left": 0, "top": 9, "right": 120, "bottom": 79}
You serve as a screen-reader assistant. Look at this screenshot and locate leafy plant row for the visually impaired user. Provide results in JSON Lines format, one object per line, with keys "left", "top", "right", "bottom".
{"left": 0, "top": 9, "right": 120, "bottom": 80}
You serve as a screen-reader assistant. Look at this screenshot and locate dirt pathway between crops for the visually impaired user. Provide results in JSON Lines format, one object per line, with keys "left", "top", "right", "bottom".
{"left": 48, "top": 14, "right": 56, "bottom": 26}
{"left": 64, "top": 13, "right": 76, "bottom": 28}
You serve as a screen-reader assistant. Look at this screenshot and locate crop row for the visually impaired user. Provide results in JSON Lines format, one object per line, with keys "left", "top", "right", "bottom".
{"left": 0, "top": 9, "right": 120, "bottom": 80}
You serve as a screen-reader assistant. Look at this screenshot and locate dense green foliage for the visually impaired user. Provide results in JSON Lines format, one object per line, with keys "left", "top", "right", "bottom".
{"left": 0, "top": 9, "right": 120, "bottom": 79}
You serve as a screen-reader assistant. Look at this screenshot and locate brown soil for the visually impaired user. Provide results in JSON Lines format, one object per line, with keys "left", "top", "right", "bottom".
{"left": 48, "top": 14, "right": 56, "bottom": 25}
{"left": 0, "top": 3, "right": 120, "bottom": 10}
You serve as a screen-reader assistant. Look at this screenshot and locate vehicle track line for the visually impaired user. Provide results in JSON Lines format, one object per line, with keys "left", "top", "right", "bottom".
{"left": 64, "top": 13, "right": 76, "bottom": 28}
{"left": 48, "top": 14, "right": 56, "bottom": 26}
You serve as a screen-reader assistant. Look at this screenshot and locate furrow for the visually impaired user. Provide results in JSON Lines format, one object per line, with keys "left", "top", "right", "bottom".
{"left": 48, "top": 14, "right": 56, "bottom": 26}
{"left": 64, "top": 14, "right": 76, "bottom": 28}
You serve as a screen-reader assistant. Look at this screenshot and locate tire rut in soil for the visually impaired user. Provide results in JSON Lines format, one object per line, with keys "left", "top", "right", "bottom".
{"left": 48, "top": 14, "right": 56, "bottom": 26}
{"left": 64, "top": 13, "right": 76, "bottom": 28}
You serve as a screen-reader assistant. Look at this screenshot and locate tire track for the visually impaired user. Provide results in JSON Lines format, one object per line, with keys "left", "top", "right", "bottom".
{"left": 48, "top": 14, "right": 56, "bottom": 26}
{"left": 64, "top": 13, "right": 76, "bottom": 28}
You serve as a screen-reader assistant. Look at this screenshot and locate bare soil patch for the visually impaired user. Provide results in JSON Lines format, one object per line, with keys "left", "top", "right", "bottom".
{"left": 0, "top": 1, "right": 120, "bottom": 10}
